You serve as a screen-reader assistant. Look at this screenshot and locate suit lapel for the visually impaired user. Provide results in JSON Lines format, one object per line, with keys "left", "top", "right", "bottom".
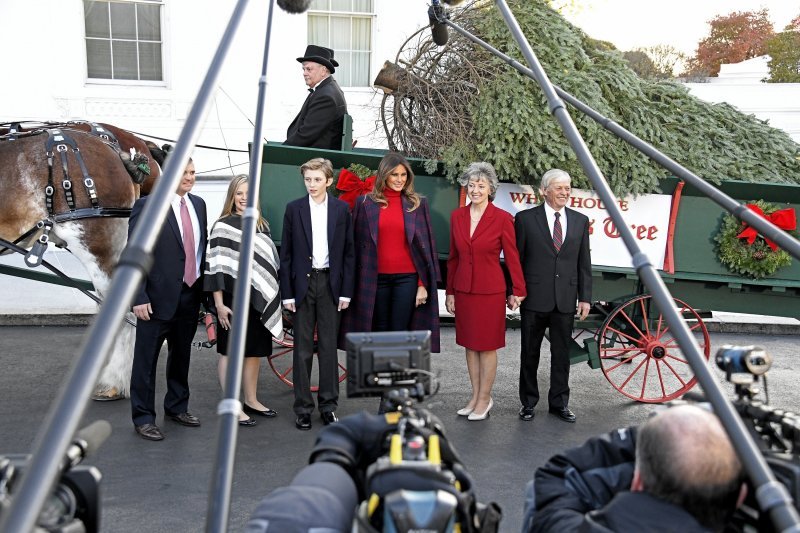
{"left": 327, "top": 198, "right": 337, "bottom": 248}
{"left": 188, "top": 193, "right": 206, "bottom": 248}
{"left": 165, "top": 195, "right": 183, "bottom": 248}
{"left": 564, "top": 208, "right": 579, "bottom": 246}
{"left": 402, "top": 196, "right": 416, "bottom": 246}
{"left": 167, "top": 206, "right": 182, "bottom": 248}
{"left": 470, "top": 202, "right": 496, "bottom": 241}
{"left": 365, "top": 199, "right": 380, "bottom": 246}
{"left": 300, "top": 198, "right": 313, "bottom": 252}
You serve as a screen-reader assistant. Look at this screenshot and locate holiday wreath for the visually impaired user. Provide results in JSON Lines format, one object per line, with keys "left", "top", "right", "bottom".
{"left": 713, "top": 200, "right": 797, "bottom": 279}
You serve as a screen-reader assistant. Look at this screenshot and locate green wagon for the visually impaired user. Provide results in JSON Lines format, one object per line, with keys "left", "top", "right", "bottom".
{"left": 258, "top": 142, "right": 800, "bottom": 404}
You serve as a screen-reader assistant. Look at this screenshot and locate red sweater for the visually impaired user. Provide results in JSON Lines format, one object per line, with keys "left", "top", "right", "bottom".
{"left": 377, "top": 189, "right": 417, "bottom": 274}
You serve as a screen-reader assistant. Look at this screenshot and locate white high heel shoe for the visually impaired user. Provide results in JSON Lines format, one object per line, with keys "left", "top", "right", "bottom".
{"left": 457, "top": 405, "right": 474, "bottom": 416}
{"left": 468, "top": 398, "right": 493, "bottom": 421}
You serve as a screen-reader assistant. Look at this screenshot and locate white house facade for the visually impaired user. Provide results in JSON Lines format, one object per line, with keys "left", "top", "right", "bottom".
{"left": 0, "top": 0, "right": 432, "bottom": 176}
{"left": 684, "top": 56, "right": 800, "bottom": 144}
{"left": 3, "top": 2, "right": 798, "bottom": 175}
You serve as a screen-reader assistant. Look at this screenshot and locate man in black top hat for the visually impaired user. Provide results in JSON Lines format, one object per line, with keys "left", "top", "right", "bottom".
{"left": 285, "top": 45, "right": 348, "bottom": 150}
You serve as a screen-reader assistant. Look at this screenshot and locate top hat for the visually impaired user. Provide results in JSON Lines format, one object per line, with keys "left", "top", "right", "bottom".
{"left": 296, "top": 44, "right": 339, "bottom": 74}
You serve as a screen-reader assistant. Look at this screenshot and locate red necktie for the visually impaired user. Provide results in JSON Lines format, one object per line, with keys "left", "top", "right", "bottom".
{"left": 180, "top": 197, "right": 197, "bottom": 286}
{"left": 553, "top": 212, "right": 563, "bottom": 252}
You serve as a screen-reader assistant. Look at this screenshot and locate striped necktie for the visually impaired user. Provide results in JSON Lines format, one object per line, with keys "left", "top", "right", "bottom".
{"left": 553, "top": 212, "right": 563, "bottom": 252}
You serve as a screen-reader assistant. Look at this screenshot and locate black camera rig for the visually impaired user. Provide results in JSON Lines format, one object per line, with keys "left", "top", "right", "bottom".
{"left": 712, "top": 346, "right": 800, "bottom": 530}
{"left": 0, "top": 420, "right": 108, "bottom": 533}
{"left": 335, "top": 330, "right": 500, "bottom": 532}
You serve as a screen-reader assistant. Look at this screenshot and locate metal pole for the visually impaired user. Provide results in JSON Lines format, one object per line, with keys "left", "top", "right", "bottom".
{"left": 205, "top": 0, "right": 276, "bottom": 530}
{"left": 0, "top": 1, "right": 252, "bottom": 531}
{"left": 442, "top": 18, "right": 800, "bottom": 261}
{"left": 492, "top": 1, "right": 800, "bottom": 530}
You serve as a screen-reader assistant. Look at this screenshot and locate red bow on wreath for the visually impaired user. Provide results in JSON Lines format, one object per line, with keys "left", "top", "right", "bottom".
{"left": 736, "top": 204, "right": 797, "bottom": 251}
{"left": 336, "top": 168, "right": 376, "bottom": 210}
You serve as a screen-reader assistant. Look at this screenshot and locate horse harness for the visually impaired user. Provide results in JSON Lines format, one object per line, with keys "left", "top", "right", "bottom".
{"left": 0, "top": 125, "right": 136, "bottom": 279}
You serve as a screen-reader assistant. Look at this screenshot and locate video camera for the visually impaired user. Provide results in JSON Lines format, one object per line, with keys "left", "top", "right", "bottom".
{"left": 0, "top": 420, "right": 109, "bottom": 533}
{"left": 247, "top": 331, "right": 498, "bottom": 532}
{"left": 713, "top": 345, "right": 800, "bottom": 530}
{"left": 345, "top": 330, "right": 433, "bottom": 404}
{"left": 341, "top": 330, "right": 499, "bottom": 533}
{"left": 298, "top": 331, "right": 500, "bottom": 533}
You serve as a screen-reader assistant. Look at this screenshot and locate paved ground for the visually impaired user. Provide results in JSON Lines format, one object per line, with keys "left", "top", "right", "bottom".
{"left": 1, "top": 323, "right": 799, "bottom": 532}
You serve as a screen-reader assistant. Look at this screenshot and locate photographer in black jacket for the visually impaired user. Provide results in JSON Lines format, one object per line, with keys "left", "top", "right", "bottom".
{"left": 526, "top": 404, "right": 746, "bottom": 532}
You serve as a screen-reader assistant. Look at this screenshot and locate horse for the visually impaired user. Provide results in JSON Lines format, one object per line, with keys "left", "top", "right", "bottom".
{"left": 0, "top": 125, "right": 152, "bottom": 400}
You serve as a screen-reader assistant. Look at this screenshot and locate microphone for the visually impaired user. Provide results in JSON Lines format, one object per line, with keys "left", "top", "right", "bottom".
{"left": 277, "top": 0, "right": 311, "bottom": 14}
{"left": 60, "top": 420, "right": 112, "bottom": 472}
{"left": 428, "top": 3, "right": 449, "bottom": 47}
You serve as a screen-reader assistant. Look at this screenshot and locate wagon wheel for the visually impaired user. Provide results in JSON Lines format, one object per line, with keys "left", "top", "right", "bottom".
{"left": 268, "top": 311, "right": 347, "bottom": 391}
{"left": 596, "top": 295, "right": 710, "bottom": 403}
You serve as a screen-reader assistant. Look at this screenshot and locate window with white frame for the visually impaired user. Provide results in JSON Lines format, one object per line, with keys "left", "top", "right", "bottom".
{"left": 307, "top": 0, "right": 374, "bottom": 87}
{"left": 83, "top": 0, "right": 164, "bottom": 82}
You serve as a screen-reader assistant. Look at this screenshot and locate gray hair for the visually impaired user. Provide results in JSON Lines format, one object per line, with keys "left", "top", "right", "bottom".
{"left": 540, "top": 169, "right": 571, "bottom": 192}
{"left": 635, "top": 405, "right": 743, "bottom": 530}
{"left": 458, "top": 162, "right": 499, "bottom": 200}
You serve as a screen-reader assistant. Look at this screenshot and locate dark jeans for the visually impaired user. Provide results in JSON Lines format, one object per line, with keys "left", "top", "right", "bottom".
{"left": 372, "top": 273, "right": 417, "bottom": 332}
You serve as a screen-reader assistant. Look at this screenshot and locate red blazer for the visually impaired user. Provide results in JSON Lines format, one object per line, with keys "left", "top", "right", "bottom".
{"left": 446, "top": 202, "right": 526, "bottom": 297}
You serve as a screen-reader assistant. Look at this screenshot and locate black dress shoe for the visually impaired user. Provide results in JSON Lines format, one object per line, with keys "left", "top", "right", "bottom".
{"left": 295, "top": 414, "right": 312, "bottom": 430}
{"left": 239, "top": 416, "right": 257, "bottom": 427}
{"left": 321, "top": 411, "right": 338, "bottom": 425}
{"left": 519, "top": 406, "right": 535, "bottom": 422}
{"left": 243, "top": 404, "right": 277, "bottom": 418}
{"left": 548, "top": 406, "right": 576, "bottom": 423}
{"left": 135, "top": 423, "right": 164, "bottom": 441}
{"left": 167, "top": 412, "right": 201, "bottom": 427}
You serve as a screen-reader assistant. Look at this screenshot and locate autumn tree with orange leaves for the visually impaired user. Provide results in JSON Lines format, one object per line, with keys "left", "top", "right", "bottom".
{"left": 685, "top": 9, "right": 773, "bottom": 77}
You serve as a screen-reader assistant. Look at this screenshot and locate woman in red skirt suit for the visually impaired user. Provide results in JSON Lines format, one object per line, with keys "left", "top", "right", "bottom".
{"left": 445, "top": 162, "right": 526, "bottom": 421}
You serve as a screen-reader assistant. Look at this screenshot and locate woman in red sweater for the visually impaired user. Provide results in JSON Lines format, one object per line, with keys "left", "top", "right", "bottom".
{"left": 340, "top": 152, "right": 441, "bottom": 352}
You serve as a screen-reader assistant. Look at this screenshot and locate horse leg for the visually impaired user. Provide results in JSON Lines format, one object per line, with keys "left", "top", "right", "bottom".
{"left": 56, "top": 219, "right": 135, "bottom": 400}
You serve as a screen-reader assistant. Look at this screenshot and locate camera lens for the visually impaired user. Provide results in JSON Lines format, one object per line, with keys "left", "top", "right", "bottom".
{"left": 715, "top": 345, "right": 771, "bottom": 376}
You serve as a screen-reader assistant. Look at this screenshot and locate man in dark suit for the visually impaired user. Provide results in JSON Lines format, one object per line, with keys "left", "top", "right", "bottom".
{"left": 284, "top": 45, "right": 348, "bottom": 150}
{"left": 280, "top": 158, "right": 355, "bottom": 430}
{"left": 129, "top": 159, "right": 208, "bottom": 441}
{"left": 515, "top": 169, "right": 591, "bottom": 423}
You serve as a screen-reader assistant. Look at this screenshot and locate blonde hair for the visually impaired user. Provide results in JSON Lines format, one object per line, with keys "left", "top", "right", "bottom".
{"left": 369, "top": 152, "right": 420, "bottom": 212}
{"left": 300, "top": 157, "right": 334, "bottom": 181}
{"left": 220, "top": 174, "right": 268, "bottom": 232}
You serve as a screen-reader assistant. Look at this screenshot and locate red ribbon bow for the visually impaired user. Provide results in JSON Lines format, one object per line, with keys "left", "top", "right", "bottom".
{"left": 736, "top": 204, "right": 796, "bottom": 251}
{"left": 336, "top": 168, "right": 376, "bottom": 210}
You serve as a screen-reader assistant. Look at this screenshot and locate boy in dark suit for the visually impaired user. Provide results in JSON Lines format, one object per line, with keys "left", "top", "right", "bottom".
{"left": 280, "top": 158, "right": 355, "bottom": 430}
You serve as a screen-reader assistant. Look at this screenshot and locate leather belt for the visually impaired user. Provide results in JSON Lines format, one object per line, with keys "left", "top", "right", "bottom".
{"left": 311, "top": 267, "right": 330, "bottom": 273}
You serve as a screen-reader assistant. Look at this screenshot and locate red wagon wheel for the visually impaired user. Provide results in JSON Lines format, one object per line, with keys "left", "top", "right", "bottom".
{"left": 596, "top": 295, "right": 710, "bottom": 403}
{"left": 268, "top": 311, "right": 347, "bottom": 391}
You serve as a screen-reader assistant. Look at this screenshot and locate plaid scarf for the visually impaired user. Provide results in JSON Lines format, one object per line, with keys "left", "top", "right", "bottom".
{"left": 205, "top": 215, "right": 282, "bottom": 338}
